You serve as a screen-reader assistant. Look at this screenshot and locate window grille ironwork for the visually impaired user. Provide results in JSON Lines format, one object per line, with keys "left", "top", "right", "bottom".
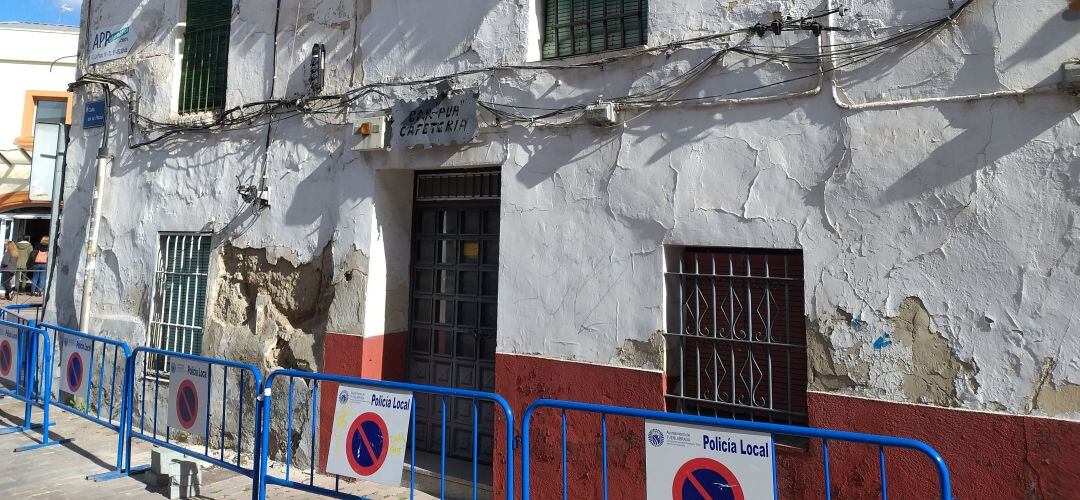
{"left": 542, "top": 0, "right": 647, "bottom": 59}
{"left": 415, "top": 171, "right": 501, "bottom": 202}
{"left": 179, "top": 1, "right": 232, "bottom": 114}
{"left": 149, "top": 233, "right": 212, "bottom": 370}
{"left": 665, "top": 247, "right": 808, "bottom": 426}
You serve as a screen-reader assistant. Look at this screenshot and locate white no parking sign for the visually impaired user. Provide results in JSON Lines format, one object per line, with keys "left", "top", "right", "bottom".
{"left": 168, "top": 358, "right": 210, "bottom": 438}
{"left": 60, "top": 334, "right": 93, "bottom": 397}
{"left": 646, "top": 420, "right": 776, "bottom": 500}
{"left": 0, "top": 325, "right": 18, "bottom": 384}
{"left": 326, "top": 384, "right": 413, "bottom": 486}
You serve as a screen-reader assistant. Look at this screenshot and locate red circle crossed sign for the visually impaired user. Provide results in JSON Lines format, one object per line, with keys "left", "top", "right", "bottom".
{"left": 66, "top": 352, "right": 84, "bottom": 393}
{"left": 345, "top": 412, "right": 390, "bottom": 477}
{"left": 175, "top": 379, "right": 200, "bottom": 429}
{"left": 0, "top": 340, "right": 13, "bottom": 377}
{"left": 672, "top": 457, "right": 745, "bottom": 500}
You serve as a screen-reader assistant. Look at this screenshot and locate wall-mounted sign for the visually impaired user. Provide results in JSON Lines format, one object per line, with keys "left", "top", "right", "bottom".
{"left": 83, "top": 100, "right": 107, "bottom": 129}
{"left": 645, "top": 419, "right": 776, "bottom": 500}
{"left": 390, "top": 92, "right": 478, "bottom": 150}
{"left": 88, "top": 24, "right": 136, "bottom": 65}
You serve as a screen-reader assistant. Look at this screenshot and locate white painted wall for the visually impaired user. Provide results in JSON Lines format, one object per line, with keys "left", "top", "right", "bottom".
{"left": 53, "top": 0, "right": 1080, "bottom": 419}
{"left": 0, "top": 23, "right": 77, "bottom": 190}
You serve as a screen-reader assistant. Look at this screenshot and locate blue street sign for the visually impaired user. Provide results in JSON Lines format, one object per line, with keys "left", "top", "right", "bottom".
{"left": 83, "top": 100, "right": 107, "bottom": 129}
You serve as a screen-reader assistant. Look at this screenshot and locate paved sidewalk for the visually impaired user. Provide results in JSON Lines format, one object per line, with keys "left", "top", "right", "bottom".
{"left": 0, "top": 397, "right": 425, "bottom": 499}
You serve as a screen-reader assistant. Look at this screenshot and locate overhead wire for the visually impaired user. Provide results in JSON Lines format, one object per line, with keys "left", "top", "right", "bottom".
{"left": 69, "top": 1, "right": 975, "bottom": 146}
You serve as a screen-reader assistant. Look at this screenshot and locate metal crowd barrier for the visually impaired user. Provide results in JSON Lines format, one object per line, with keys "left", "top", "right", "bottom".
{"left": 253, "top": 369, "right": 516, "bottom": 500}
{"left": 0, "top": 308, "right": 67, "bottom": 452}
{"left": 40, "top": 323, "right": 133, "bottom": 480}
{"left": 521, "top": 399, "right": 953, "bottom": 500}
{"left": 123, "top": 347, "right": 264, "bottom": 480}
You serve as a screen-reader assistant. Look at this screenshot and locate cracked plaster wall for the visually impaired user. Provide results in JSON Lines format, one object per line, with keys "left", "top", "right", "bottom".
{"left": 50, "top": 0, "right": 1080, "bottom": 433}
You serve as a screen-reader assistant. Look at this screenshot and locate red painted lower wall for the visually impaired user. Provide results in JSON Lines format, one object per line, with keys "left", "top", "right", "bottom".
{"left": 495, "top": 353, "right": 667, "bottom": 500}
{"left": 495, "top": 354, "right": 1080, "bottom": 500}
{"left": 316, "top": 330, "right": 408, "bottom": 472}
{"left": 787, "top": 392, "right": 1080, "bottom": 500}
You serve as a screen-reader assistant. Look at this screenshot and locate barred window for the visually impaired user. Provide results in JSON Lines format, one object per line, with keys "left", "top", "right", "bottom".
{"left": 149, "top": 234, "right": 212, "bottom": 360}
{"left": 178, "top": 0, "right": 232, "bottom": 113}
{"left": 665, "top": 247, "right": 808, "bottom": 427}
{"left": 542, "top": 0, "right": 647, "bottom": 59}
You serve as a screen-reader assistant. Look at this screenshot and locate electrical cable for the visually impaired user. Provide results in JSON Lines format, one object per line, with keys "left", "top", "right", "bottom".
{"left": 69, "top": 2, "right": 976, "bottom": 143}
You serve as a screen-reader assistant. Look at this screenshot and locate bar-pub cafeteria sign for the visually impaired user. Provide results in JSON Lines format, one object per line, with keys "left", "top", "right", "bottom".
{"left": 390, "top": 92, "right": 478, "bottom": 149}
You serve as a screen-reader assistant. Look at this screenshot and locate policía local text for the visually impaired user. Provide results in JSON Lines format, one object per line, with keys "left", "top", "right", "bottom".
{"left": 703, "top": 434, "right": 770, "bottom": 458}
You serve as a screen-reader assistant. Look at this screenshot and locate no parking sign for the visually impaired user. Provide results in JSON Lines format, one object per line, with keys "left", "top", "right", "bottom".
{"left": 60, "top": 334, "right": 93, "bottom": 397}
{"left": 167, "top": 358, "right": 210, "bottom": 437}
{"left": 645, "top": 420, "right": 776, "bottom": 500}
{"left": 0, "top": 326, "right": 18, "bottom": 384}
{"left": 326, "top": 384, "right": 413, "bottom": 486}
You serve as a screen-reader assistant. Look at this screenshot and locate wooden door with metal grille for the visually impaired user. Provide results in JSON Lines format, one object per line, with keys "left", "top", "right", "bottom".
{"left": 407, "top": 170, "right": 500, "bottom": 466}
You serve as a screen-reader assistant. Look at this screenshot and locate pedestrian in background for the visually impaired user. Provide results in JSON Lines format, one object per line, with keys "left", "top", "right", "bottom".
{"left": 0, "top": 241, "right": 16, "bottom": 299}
{"left": 27, "top": 236, "right": 48, "bottom": 296}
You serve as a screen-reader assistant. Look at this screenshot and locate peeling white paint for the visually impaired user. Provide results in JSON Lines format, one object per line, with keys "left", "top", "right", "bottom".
{"left": 51, "top": 0, "right": 1080, "bottom": 420}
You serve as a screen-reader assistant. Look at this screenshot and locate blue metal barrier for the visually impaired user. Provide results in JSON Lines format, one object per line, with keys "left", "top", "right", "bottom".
{"left": 123, "top": 347, "right": 264, "bottom": 480}
{"left": 521, "top": 399, "right": 952, "bottom": 500}
{"left": 0, "top": 309, "right": 68, "bottom": 452}
{"left": 253, "top": 369, "right": 515, "bottom": 500}
{"left": 40, "top": 323, "right": 133, "bottom": 480}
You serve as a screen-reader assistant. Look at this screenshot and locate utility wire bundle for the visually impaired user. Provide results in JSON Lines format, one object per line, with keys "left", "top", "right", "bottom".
{"left": 71, "top": 0, "right": 976, "bottom": 149}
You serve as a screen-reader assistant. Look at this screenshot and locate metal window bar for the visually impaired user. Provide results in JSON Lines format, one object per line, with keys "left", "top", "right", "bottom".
{"left": 542, "top": 0, "right": 647, "bottom": 59}
{"left": 179, "top": 21, "right": 230, "bottom": 114}
{"left": 665, "top": 248, "right": 808, "bottom": 426}
{"left": 415, "top": 171, "right": 502, "bottom": 202}
{"left": 149, "top": 234, "right": 211, "bottom": 373}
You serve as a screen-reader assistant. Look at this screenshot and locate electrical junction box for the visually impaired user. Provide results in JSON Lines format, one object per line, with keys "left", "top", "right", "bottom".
{"left": 585, "top": 101, "right": 618, "bottom": 127}
{"left": 1063, "top": 61, "right": 1080, "bottom": 96}
{"left": 351, "top": 115, "right": 388, "bottom": 151}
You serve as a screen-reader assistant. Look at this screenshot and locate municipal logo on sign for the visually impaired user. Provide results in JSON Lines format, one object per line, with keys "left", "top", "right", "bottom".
{"left": 167, "top": 358, "right": 210, "bottom": 437}
{"left": 60, "top": 334, "right": 93, "bottom": 397}
{"left": 649, "top": 428, "right": 665, "bottom": 447}
{"left": 645, "top": 420, "right": 775, "bottom": 500}
{"left": 326, "top": 385, "right": 413, "bottom": 485}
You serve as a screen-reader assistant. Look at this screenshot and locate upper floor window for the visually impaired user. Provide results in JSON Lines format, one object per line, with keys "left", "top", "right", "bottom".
{"left": 542, "top": 0, "right": 647, "bottom": 59}
{"left": 664, "top": 247, "right": 809, "bottom": 427}
{"left": 178, "top": 0, "right": 232, "bottom": 114}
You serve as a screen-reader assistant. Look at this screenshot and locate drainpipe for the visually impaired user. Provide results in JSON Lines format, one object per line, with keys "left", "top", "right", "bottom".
{"left": 78, "top": 152, "right": 111, "bottom": 331}
{"left": 78, "top": 85, "right": 112, "bottom": 332}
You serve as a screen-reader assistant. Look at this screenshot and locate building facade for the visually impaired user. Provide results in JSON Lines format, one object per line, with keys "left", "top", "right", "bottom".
{"left": 0, "top": 22, "right": 77, "bottom": 249}
{"left": 54, "top": 0, "right": 1079, "bottom": 497}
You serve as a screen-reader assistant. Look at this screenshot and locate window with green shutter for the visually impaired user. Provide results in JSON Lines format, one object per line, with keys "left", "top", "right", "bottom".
{"left": 149, "top": 233, "right": 212, "bottom": 366}
{"left": 178, "top": 0, "right": 232, "bottom": 113}
{"left": 542, "top": 0, "right": 647, "bottom": 59}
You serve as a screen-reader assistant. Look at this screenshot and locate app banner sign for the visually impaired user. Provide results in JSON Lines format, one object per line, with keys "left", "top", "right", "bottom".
{"left": 0, "top": 325, "right": 18, "bottom": 385}
{"left": 326, "top": 384, "right": 413, "bottom": 486}
{"left": 60, "top": 334, "right": 93, "bottom": 397}
{"left": 168, "top": 358, "right": 210, "bottom": 437}
{"left": 88, "top": 24, "right": 136, "bottom": 65}
{"left": 645, "top": 419, "right": 776, "bottom": 500}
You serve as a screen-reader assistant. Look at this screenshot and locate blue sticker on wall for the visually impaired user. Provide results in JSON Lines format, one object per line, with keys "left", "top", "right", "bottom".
{"left": 873, "top": 332, "right": 893, "bottom": 351}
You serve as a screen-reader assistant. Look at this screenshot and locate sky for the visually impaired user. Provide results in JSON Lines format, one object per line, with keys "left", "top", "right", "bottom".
{"left": 0, "top": 0, "right": 81, "bottom": 26}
